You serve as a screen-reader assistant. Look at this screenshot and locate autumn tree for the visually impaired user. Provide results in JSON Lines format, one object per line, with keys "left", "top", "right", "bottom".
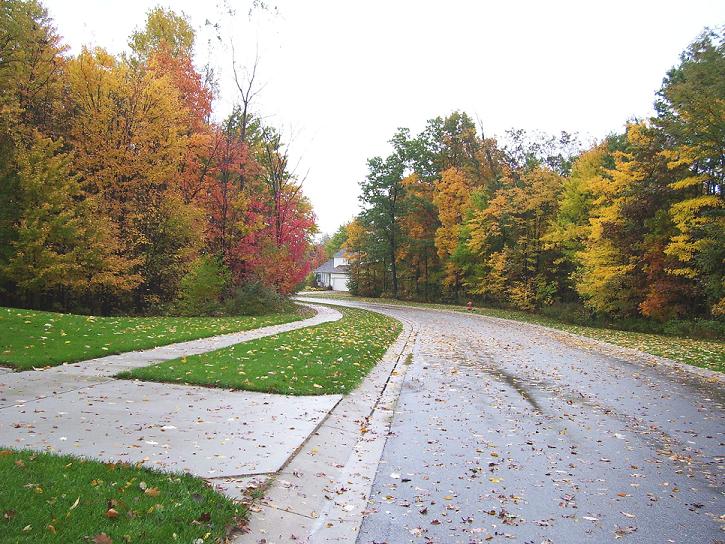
{"left": 344, "top": 219, "right": 382, "bottom": 296}
{"left": 3, "top": 134, "right": 137, "bottom": 310}
{"left": 0, "top": 0, "right": 66, "bottom": 283}
{"left": 129, "top": 6, "right": 195, "bottom": 59}
{"left": 399, "top": 174, "right": 439, "bottom": 300}
{"left": 66, "top": 47, "right": 202, "bottom": 309}
{"left": 433, "top": 167, "right": 474, "bottom": 294}
{"left": 655, "top": 29, "right": 724, "bottom": 316}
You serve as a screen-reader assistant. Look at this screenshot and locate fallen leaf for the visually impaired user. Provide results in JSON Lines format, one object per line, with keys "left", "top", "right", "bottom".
{"left": 614, "top": 526, "right": 638, "bottom": 539}
{"left": 105, "top": 508, "right": 119, "bottom": 519}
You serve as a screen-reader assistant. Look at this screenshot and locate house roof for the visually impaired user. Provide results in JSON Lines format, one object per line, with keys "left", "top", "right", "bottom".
{"left": 314, "top": 258, "right": 350, "bottom": 274}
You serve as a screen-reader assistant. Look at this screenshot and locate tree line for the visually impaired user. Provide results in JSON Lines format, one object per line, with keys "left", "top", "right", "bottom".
{"left": 0, "top": 1, "right": 316, "bottom": 315}
{"left": 344, "top": 29, "right": 723, "bottom": 328}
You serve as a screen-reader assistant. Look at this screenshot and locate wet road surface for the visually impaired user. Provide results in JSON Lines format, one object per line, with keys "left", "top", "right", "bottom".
{"left": 340, "top": 302, "right": 724, "bottom": 544}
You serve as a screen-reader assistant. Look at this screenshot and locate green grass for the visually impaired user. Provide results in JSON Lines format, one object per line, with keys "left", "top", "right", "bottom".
{"left": 0, "top": 306, "right": 309, "bottom": 371}
{"left": 118, "top": 307, "right": 402, "bottom": 395}
{"left": 299, "top": 292, "right": 724, "bottom": 373}
{"left": 0, "top": 449, "right": 243, "bottom": 544}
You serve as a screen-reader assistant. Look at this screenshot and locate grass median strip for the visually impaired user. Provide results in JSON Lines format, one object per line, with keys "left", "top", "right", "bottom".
{"left": 0, "top": 306, "right": 309, "bottom": 371}
{"left": 0, "top": 449, "right": 244, "bottom": 544}
{"left": 118, "top": 307, "right": 402, "bottom": 395}
{"left": 301, "top": 293, "right": 724, "bottom": 372}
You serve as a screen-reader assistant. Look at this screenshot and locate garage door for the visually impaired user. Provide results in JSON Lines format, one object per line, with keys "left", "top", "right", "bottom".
{"left": 332, "top": 276, "right": 349, "bottom": 291}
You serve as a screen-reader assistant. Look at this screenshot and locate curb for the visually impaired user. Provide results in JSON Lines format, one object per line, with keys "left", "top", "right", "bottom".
{"left": 235, "top": 309, "right": 417, "bottom": 543}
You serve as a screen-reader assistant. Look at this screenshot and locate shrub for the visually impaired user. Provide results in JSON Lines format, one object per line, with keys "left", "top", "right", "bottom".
{"left": 224, "top": 281, "right": 295, "bottom": 316}
{"left": 173, "top": 256, "right": 230, "bottom": 316}
{"left": 540, "top": 302, "right": 594, "bottom": 324}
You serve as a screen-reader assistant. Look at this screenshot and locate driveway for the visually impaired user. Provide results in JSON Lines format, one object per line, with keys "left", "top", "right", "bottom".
{"left": 301, "top": 298, "right": 724, "bottom": 544}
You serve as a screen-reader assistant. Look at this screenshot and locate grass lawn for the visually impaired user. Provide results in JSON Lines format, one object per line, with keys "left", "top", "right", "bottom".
{"left": 0, "top": 449, "right": 243, "bottom": 544}
{"left": 118, "top": 307, "right": 402, "bottom": 395}
{"left": 0, "top": 306, "right": 309, "bottom": 371}
{"left": 299, "top": 292, "right": 724, "bottom": 373}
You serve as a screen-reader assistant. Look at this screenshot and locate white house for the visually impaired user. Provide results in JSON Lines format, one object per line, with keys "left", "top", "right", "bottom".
{"left": 314, "top": 249, "right": 351, "bottom": 291}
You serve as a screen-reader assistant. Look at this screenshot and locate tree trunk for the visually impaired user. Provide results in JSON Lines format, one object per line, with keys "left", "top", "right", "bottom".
{"left": 390, "top": 247, "right": 398, "bottom": 298}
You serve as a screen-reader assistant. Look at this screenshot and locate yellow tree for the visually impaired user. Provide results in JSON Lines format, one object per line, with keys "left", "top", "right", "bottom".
{"left": 4, "top": 133, "right": 139, "bottom": 309}
{"left": 467, "top": 166, "right": 563, "bottom": 310}
{"left": 575, "top": 133, "right": 641, "bottom": 315}
{"left": 343, "top": 218, "right": 379, "bottom": 296}
{"left": 433, "top": 167, "right": 474, "bottom": 291}
{"left": 542, "top": 143, "right": 613, "bottom": 299}
{"left": 66, "top": 47, "right": 202, "bottom": 308}
{"left": 574, "top": 123, "right": 687, "bottom": 317}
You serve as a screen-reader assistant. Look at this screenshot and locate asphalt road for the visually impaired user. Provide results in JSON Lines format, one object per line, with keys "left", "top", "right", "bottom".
{"left": 343, "top": 301, "right": 724, "bottom": 544}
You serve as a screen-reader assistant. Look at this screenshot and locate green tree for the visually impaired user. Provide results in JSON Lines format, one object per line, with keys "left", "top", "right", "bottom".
{"left": 325, "top": 223, "right": 349, "bottom": 258}
{"left": 129, "top": 6, "right": 195, "bottom": 59}
{"left": 358, "top": 132, "right": 407, "bottom": 297}
{"left": 655, "top": 29, "right": 725, "bottom": 315}
{"left": 0, "top": 0, "right": 66, "bottom": 275}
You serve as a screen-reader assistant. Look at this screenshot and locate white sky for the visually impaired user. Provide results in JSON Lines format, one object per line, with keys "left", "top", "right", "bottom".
{"left": 46, "top": 1, "right": 724, "bottom": 235}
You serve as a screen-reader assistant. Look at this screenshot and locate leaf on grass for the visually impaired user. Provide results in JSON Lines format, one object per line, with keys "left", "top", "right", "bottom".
{"left": 93, "top": 533, "right": 113, "bottom": 544}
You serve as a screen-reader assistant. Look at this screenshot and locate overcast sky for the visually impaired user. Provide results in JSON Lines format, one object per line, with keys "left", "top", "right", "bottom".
{"left": 46, "top": 1, "right": 724, "bottom": 235}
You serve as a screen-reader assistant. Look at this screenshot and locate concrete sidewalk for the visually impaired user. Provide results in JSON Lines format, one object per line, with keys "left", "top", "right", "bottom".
{"left": 235, "top": 307, "right": 417, "bottom": 543}
{"left": 0, "top": 305, "right": 344, "bottom": 491}
{"left": 0, "top": 304, "right": 341, "bottom": 409}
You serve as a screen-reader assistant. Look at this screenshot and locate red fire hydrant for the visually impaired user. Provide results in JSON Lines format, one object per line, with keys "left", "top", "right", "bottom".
{"left": 466, "top": 301, "right": 473, "bottom": 312}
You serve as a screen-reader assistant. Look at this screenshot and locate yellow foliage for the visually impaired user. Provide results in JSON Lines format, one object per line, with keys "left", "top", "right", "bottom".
{"left": 432, "top": 167, "right": 473, "bottom": 286}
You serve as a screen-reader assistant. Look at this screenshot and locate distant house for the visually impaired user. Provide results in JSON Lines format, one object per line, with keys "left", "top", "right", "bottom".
{"left": 314, "top": 249, "right": 350, "bottom": 291}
